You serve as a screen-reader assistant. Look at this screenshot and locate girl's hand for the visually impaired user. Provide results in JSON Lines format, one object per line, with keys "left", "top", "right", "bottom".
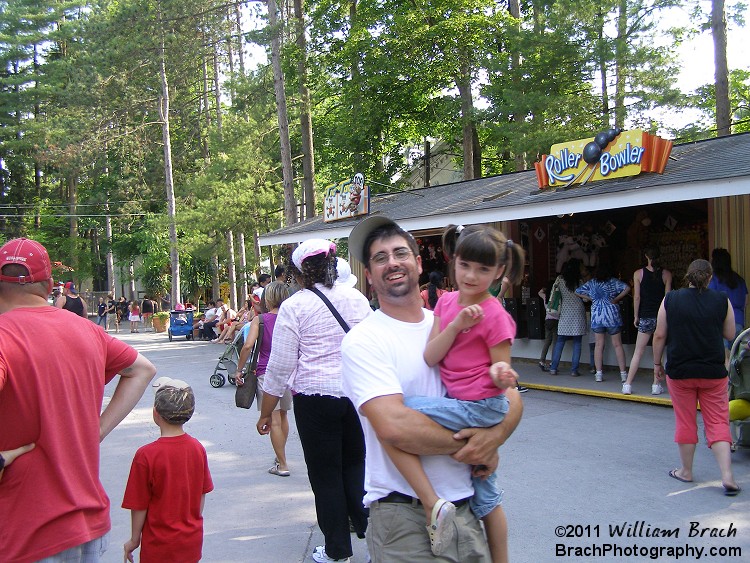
{"left": 450, "top": 304, "right": 484, "bottom": 332}
{"left": 633, "top": 316, "right": 639, "bottom": 328}
{"left": 490, "top": 362, "right": 517, "bottom": 389}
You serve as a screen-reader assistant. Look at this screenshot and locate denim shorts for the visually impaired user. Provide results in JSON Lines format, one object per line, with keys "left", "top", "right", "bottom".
{"left": 36, "top": 533, "right": 109, "bottom": 563}
{"left": 592, "top": 325, "right": 622, "bottom": 335}
{"left": 637, "top": 317, "right": 657, "bottom": 333}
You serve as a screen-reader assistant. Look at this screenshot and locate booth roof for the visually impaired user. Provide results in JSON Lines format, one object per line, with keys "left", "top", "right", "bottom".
{"left": 259, "top": 132, "right": 750, "bottom": 247}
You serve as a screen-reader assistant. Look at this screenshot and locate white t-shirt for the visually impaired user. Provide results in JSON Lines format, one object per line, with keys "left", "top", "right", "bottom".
{"left": 341, "top": 309, "right": 473, "bottom": 507}
{"left": 204, "top": 307, "right": 218, "bottom": 322}
{"left": 253, "top": 286, "right": 265, "bottom": 299}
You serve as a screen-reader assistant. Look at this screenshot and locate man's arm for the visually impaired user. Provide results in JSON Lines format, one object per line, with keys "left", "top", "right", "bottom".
{"left": 54, "top": 294, "right": 65, "bottom": 308}
{"left": 452, "top": 387, "right": 523, "bottom": 466}
{"left": 0, "top": 443, "right": 36, "bottom": 483}
{"left": 360, "top": 394, "right": 467, "bottom": 455}
{"left": 100, "top": 353, "right": 156, "bottom": 441}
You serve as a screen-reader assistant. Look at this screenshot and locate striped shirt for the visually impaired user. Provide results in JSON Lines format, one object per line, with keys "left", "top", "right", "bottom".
{"left": 262, "top": 283, "right": 372, "bottom": 398}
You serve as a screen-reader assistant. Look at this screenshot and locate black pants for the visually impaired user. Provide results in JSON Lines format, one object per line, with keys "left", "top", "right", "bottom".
{"left": 202, "top": 320, "right": 218, "bottom": 339}
{"left": 293, "top": 393, "right": 368, "bottom": 559}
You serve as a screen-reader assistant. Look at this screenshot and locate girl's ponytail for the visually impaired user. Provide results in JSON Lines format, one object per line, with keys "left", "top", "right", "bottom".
{"left": 442, "top": 224, "right": 462, "bottom": 261}
{"left": 504, "top": 240, "right": 525, "bottom": 285}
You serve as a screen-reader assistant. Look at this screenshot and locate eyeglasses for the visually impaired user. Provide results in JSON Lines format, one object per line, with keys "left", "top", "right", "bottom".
{"left": 369, "top": 248, "right": 413, "bottom": 266}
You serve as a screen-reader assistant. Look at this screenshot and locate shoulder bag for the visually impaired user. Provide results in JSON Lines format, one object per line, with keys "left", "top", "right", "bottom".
{"left": 310, "top": 287, "right": 350, "bottom": 332}
{"left": 235, "top": 314, "right": 265, "bottom": 409}
{"left": 546, "top": 278, "right": 562, "bottom": 315}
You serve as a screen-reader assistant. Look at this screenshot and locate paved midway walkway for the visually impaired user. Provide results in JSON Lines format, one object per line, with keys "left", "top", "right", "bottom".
{"left": 98, "top": 331, "right": 748, "bottom": 563}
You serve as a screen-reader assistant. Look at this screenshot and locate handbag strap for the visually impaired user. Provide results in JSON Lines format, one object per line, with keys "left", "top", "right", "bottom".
{"left": 248, "top": 314, "right": 264, "bottom": 372}
{"left": 310, "top": 287, "right": 350, "bottom": 333}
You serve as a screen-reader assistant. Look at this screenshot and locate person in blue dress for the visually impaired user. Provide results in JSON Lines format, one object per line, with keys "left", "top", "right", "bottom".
{"left": 709, "top": 248, "right": 748, "bottom": 363}
{"left": 576, "top": 261, "right": 631, "bottom": 383}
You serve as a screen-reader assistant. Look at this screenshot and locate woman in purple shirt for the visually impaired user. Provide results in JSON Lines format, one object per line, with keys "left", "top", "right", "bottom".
{"left": 709, "top": 248, "right": 748, "bottom": 360}
{"left": 235, "top": 282, "right": 291, "bottom": 475}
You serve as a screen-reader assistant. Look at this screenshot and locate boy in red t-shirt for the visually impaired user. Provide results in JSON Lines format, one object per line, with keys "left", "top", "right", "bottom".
{"left": 123, "top": 377, "right": 213, "bottom": 563}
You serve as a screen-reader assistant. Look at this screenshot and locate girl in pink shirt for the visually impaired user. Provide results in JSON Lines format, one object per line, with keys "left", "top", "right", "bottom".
{"left": 382, "top": 224, "right": 524, "bottom": 561}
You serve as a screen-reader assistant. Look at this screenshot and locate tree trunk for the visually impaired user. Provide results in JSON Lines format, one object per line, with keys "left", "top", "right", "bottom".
{"left": 456, "top": 57, "right": 475, "bottom": 180}
{"left": 226, "top": 230, "right": 237, "bottom": 310}
{"left": 211, "top": 251, "right": 220, "bottom": 300}
{"left": 614, "top": 0, "right": 627, "bottom": 129}
{"left": 508, "top": 0, "right": 524, "bottom": 172}
{"left": 128, "top": 262, "right": 136, "bottom": 301}
{"left": 268, "top": 0, "right": 296, "bottom": 225}
{"left": 201, "top": 44, "right": 211, "bottom": 159}
{"left": 294, "top": 0, "right": 316, "bottom": 219}
{"left": 105, "top": 202, "right": 115, "bottom": 297}
{"left": 67, "top": 175, "right": 78, "bottom": 271}
{"left": 712, "top": 0, "right": 731, "bottom": 136}
{"left": 213, "top": 41, "right": 223, "bottom": 142}
{"left": 350, "top": 1, "right": 364, "bottom": 172}
{"left": 253, "top": 228, "right": 262, "bottom": 279}
{"left": 235, "top": 1, "right": 245, "bottom": 75}
{"left": 238, "top": 231, "right": 248, "bottom": 303}
{"left": 158, "top": 17, "right": 180, "bottom": 307}
{"left": 597, "top": 7, "right": 610, "bottom": 126}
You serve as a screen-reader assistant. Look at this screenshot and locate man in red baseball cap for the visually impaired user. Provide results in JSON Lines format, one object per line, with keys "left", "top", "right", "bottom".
{"left": 0, "top": 237, "right": 157, "bottom": 563}
{"left": 55, "top": 279, "right": 87, "bottom": 318}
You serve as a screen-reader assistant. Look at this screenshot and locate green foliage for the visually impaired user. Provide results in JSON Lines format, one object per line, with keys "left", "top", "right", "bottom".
{"left": 0, "top": 0, "right": 746, "bottom": 293}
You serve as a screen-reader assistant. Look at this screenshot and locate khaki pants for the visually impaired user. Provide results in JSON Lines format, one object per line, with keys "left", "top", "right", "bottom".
{"left": 367, "top": 500, "right": 490, "bottom": 562}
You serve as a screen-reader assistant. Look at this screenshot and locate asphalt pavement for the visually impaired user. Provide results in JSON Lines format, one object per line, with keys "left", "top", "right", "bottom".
{"left": 98, "top": 331, "right": 749, "bottom": 563}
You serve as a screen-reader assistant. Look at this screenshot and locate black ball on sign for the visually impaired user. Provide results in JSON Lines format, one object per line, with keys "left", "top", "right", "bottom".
{"left": 606, "top": 128, "right": 620, "bottom": 143}
{"left": 583, "top": 142, "right": 602, "bottom": 165}
{"left": 594, "top": 131, "right": 610, "bottom": 148}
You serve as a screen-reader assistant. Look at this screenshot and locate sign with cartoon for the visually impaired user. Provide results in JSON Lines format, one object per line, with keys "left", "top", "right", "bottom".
{"left": 324, "top": 173, "right": 370, "bottom": 222}
{"left": 534, "top": 129, "right": 673, "bottom": 190}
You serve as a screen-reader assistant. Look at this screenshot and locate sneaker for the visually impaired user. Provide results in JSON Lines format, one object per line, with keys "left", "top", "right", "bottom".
{"left": 517, "top": 385, "right": 529, "bottom": 393}
{"left": 595, "top": 372, "right": 603, "bottom": 382}
{"left": 312, "top": 546, "right": 350, "bottom": 563}
{"left": 651, "top": 384, "right": 663, "bottom": 395}
{"left": 549, "top": 369, "right": 558, "bottom": 376}
{"left": 622, "top": 383, "right": 632, "bottom": 395}
{"left": 620, "top": 371, "right": 628, "bottom": 382}
{"left": 538, "top": 361, "right": 549, "bottom": 372}
{"left": 589, "top": 367, "right": 597, "bottom": 375}
{"left": 570, "top": 370, "right": 581, "bottom": 377}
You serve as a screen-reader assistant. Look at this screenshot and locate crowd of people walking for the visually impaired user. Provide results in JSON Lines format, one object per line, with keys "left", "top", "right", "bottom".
{"left": 1, "top": 229, "right": 745, "bottom": 563}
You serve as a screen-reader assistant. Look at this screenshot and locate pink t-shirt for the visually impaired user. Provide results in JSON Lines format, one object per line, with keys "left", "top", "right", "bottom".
{"left": 433, "top": 292, "right": 516, "bottom": 401}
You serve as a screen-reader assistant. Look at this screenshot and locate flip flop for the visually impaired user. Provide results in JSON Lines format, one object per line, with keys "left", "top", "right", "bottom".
{"left": 268, "top": 463, "right": 290, "bottom": 477}
{"left": 723, "top": 484, "right": 741, "bottom": 496}
{"left": 426, "top": 498, "right": 456, "bottom": 556}
{"left": 668, "top": 469, "right": 692, "bottom": 483}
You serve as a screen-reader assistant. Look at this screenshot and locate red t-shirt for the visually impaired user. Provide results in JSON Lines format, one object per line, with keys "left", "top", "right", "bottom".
{"left": 123, "top": 433, "right": 214, "bottom": 563}
{"left": 0, "top": 306, "right": 138, "bottom": 563}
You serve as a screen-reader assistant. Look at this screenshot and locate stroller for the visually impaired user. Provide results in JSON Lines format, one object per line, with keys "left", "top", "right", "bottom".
{"left": 209, "top": 329, "right": 246, "bottom": 388}
{"left": 728, "top": 327, "right": 750, "bottom": 451}
{"left": 168, "top": 309, "right": 194, "bottom": 342}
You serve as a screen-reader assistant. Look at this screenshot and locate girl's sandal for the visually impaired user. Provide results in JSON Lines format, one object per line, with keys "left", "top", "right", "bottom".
{"left": 426, "top": 498, "right": 456, "bottom": 556}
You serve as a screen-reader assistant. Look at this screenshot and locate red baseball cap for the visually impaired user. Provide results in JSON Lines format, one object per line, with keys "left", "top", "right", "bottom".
{"left": 0, "top": 238, "right": 52, "bottom": 284}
